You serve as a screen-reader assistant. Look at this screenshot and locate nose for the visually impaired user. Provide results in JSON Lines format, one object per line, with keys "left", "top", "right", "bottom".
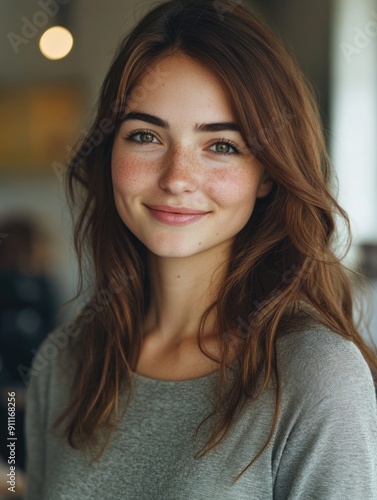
{"left": 158, "top": 146, "right": 198, "bottom": 194}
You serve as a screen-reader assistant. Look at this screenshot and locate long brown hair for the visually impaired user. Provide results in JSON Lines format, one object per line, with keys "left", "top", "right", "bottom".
{"left": 55, "top": 0, "right": 377, "bottom": 483}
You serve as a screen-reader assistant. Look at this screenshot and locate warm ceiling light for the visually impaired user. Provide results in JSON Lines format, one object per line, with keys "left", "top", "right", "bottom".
{"left": 39, "top": 26, "right": 73, "bottom": 60}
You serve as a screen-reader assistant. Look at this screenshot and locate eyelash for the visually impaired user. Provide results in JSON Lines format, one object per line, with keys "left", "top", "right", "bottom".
{"left": 124, "top": 128, "right": 241, "bottom": 156}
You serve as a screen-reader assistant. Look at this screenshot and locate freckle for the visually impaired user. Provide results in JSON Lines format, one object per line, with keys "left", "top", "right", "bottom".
{"left": 198, "top": 242, "right": 201, "bottom": 246}
{"left": 177, "top": 275, "right": 180, "bottom": 278}
{"left": 216, "top": 233, "right": 219, "bottom": 236}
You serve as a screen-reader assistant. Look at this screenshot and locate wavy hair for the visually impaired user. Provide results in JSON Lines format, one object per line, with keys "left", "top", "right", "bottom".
{"left": 54, "top": 0, "right": 377, "bottom": 484}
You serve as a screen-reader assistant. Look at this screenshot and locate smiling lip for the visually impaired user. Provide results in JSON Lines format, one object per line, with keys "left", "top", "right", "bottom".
{"left": 145, "top": 204, "right": 210, "bottom": 226}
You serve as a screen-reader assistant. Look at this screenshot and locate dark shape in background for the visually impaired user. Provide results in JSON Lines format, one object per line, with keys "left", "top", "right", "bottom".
{"left": 0, "top": 214, "right": 60, "bottom": 472}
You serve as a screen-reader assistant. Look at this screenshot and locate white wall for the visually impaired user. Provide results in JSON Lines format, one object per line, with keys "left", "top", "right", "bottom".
{"left": 330, "top": 0, "right": 377, "bottom": 248}
{"left": 330, "top": 0, "right": 377, "bottom": 345}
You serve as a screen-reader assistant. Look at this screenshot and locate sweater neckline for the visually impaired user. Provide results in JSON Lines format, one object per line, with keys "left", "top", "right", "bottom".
{"left": 131, "top": 359, "right": 238, "bottom": 385}
{"left": 131, "top": 367, "right": 221, "bottom": 385}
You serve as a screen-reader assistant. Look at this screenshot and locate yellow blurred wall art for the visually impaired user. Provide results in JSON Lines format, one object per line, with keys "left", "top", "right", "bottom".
{"left": 0, "top": 83, "right": 84, "bottom": 172}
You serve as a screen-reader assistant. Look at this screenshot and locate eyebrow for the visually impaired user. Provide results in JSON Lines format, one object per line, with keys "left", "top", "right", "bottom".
{"left": 120, "top": 111, "right": 241, "bottom": 134}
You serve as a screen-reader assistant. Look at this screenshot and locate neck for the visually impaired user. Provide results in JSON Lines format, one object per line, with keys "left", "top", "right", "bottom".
{"left": 144, "top": 243, "right": 231, "bottom": 346}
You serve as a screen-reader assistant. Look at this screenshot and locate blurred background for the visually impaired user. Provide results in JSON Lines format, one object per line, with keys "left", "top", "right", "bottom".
{"left": 0, "top": 0, "right": 376, "bottom": 495}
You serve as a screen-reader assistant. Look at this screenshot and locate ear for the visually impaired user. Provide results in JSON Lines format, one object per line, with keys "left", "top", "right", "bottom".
{"left": 256, "top": 170, "right": 274, "bottom": 198}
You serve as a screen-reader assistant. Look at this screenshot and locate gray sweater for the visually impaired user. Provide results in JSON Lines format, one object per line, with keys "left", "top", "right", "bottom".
{"left": 25, "top": 324, "right": 377, "bottom": 499}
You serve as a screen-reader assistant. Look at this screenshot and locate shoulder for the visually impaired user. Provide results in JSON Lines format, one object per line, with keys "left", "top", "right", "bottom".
{"left": 276, "top": 319, "right": 368, "bottom": 372}
{"left": 29, "top": 324, "right": 78, "bottom": 383}
{"left": 24, "top": 325, "right": 80, "bottom": 497}
{"left": 26, "top": 323, "right": 78, "bottom": 418}
{"left": 275, "top": 317, "right": 376, "bottom": 406}
{"left": 272, "top": 317, "right": 377, "bottom": 498}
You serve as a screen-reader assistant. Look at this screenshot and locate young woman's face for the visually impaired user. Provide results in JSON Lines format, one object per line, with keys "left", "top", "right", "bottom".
{"left": 111, "top": 54, "right": 272, "bottom": 258}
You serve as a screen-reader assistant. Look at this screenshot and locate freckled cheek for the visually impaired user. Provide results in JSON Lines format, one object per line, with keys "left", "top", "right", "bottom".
{"left": 111, "top": 154, "right": 157, "bottom": 193}
{"left": 206, "top": 171, "right": 258, "bottom": 210}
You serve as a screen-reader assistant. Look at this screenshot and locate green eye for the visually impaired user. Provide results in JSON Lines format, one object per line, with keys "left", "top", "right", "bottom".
{"left": 127, "top": 130, "right": 157, "bottom": 143}
{"left": 215, "top": 143, "right": 232, "bottom": 153}
{"left": 210, "top": 140, "right": 239, "bottom": 156}
{"left": 137, "top": 132, "right": 154, "bottom": 142}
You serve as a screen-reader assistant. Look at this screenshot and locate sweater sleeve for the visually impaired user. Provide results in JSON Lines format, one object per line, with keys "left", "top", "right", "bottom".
{"left": 23, "top": 338, "right": 51, "bottom": 499}
{"left": 274, "top": 332, "right": 377, "bottom": 500}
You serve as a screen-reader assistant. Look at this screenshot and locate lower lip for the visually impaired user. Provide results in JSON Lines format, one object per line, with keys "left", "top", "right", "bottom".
{"left": 146, "top": 207, "right": 209, "bottom": 226}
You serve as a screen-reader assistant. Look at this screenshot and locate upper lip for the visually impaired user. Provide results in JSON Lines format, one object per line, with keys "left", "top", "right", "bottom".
{"left": 146, "top": 204, "right": 209, "bottom": 215}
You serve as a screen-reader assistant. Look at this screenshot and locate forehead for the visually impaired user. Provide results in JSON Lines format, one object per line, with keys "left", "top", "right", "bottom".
{"left": 125, "top": 53, "right": 236, "bottom": 121}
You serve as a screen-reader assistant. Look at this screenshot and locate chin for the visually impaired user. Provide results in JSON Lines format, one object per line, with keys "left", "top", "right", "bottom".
{"left": 147, "top": 244, "right": 204, "bottom": 259}
{"left": 138, "top": 236, "right": 207, "bottom": 259}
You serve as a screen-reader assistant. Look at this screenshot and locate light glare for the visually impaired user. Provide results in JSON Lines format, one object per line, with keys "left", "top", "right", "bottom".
{"left": 39, "top": 26, "right": 73, "bottom": 60}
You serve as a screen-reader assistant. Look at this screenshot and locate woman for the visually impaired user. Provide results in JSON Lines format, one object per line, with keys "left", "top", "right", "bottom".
{"left": 25, "top": 0, "right": 377, "bottom": 498}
